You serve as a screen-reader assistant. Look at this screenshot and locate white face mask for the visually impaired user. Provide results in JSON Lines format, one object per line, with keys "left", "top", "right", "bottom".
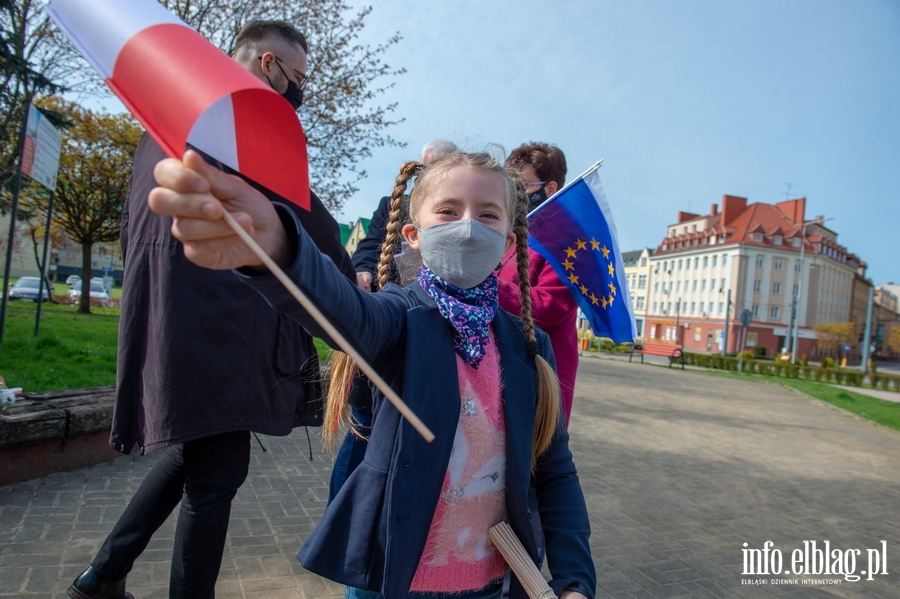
{"left": 415, "top": 219, "right": 509, "bottom": 289}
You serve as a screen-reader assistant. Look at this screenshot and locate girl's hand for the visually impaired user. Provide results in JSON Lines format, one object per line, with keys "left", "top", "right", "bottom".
{"left": 149, "top": 150, "right": 291, "bottom": 271}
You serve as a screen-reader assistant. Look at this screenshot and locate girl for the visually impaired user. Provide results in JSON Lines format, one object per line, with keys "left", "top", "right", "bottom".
{"left": 150, "top": 151, "right": 596, "bottom": 599}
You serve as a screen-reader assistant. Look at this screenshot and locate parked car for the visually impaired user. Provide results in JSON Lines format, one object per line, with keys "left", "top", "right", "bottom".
{"left": 65, "top": 274, "right": 81, "bottom": 286}
{"left": 7, "top": 276, "right": 53, "bottom": 302}
{"left": 68, "top": 278, "right": 110, "bottom": 307}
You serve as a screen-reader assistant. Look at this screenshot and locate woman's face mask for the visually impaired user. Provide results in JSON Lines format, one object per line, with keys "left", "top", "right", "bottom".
{"left": 414, "top": 219, "right": 509, "bottom": 289}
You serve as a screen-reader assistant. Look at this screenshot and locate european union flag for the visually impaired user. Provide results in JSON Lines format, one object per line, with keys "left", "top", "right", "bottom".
{"left": 528, "top": 162, "right": 636, "bottom": 343}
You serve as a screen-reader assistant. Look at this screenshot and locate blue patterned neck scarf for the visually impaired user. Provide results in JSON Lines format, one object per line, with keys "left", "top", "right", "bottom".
{"left": 418, "top": 265, "right": 498, "bottom": 369}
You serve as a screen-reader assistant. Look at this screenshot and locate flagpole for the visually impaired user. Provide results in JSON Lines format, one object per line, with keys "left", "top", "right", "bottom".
{"left": 527, "top": 159, "right": 603, "bottom": 217}
{"left": 219, "top": 210, "right": 435, "bottom": 443}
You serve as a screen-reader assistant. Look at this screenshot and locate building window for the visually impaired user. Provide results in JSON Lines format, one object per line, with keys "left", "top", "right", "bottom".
{"left": 699, "top": 302, "right": 705, "bottom": 314}
{"left": 774, "top": 235, "right": 782, "bottom": 245}
{"left": 667, "top": 302, "right": 672, "bottom": 314}
{"left": 709, "top": 278, "right": 715, "bottom": 290}
{"left": 691, "top": 224, "right": 697, "bottom": 232}
{"left": 773, "top": 282, "right": 782, "bottom": 295}
{"left": 653, "top": 302, "right": 657, "bottom": 313}
{"left": 694, "top": 257, "right": 699, "bottom": 268}
{"left": 754, "top": 232, "right": 763, "bottom": 242}
{"left": 676, "top": 281, "right": 681, "bottom": 293}
{"left": 693, "top": 280, "right": 698, "bottom": 291}
{"left": 719, "top": 302, "right": 724, "bottom": 314}
{"left": 654, "top": 282, "right": 659, "bottom": 293}
{"left": 771, "top": 306, "right": 780, "bottom": 320}
{"left": 793, "top": 284, "right": 799, "bottom": 297}
{"left": 795, "top": 261, "right": 802, "bottom": 272}
{"left": 753, "top": 279, "right": 761, "bottom": 293}
{"left": 702, "top": 279, "right": 707, "bottom": 291}
{"left": 678, "top": 259, "right": 683, "bottom": 270}
{"left": 640, "top": 257, "right": 647, "bottom": 266}
{"left": 775, "top": 258, "right": 783, "bottom": 270}
{"left": 722, "top": 254, "right": 728, "bottom": 266}
{"left": 639, "top": 274, "right": 647, "bottom": 289}
{"left": 792, "top": 238, "right": 802, "bottom": 248}
{"left": 691, "top": 302, "right": 696, "bottom": 314}
{"left": 703, "top": 256, "right": 709, "bottom": 267}
{"left": 701, "top": 238, "right": 707, "bottom": 246}
{"left": 710, "top": 236, "right": 716, "bottom": 245}
{"left": 752, "top": 304, "right": 760, "bottom": 317}
{"left": 685, "top": 258, "right": 691, "bottom": 270}
{"left": 636, "top": 297, "right": 645, "bottom": 310}
{"left": 756, "top": 255, "right": 764, "bottom": 268}
{"left": 712, "top": 255, "right": 718, "bottom": 267}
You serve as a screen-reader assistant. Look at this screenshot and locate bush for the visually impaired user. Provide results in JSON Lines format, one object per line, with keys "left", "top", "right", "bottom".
{"left": 821, "top": 356, "right": 836, "bottom": 369}
{"left": 755, "top": 346, "right": 767, "bottom": 358}
{"left": 844, "top": 371, "right": 864, "bottom": 387}
{"left": 813, "top": 368, "right": 825, "bottom": 382}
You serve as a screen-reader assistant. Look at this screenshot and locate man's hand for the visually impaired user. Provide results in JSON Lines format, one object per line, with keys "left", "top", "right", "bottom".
{"left": 356, "top": 271, "right": 373, "bottom": 291}
{"left": 149, "top": 150, "right": 291, "bottom": 271}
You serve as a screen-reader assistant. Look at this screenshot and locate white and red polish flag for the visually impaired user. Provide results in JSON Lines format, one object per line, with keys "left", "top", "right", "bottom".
{"left": 46, "top": 0, "right": 310, "bottom": 209}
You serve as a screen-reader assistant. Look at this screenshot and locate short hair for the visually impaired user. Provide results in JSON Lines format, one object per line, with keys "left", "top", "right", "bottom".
{"left": 234, "top": 20, "right": 308, "bottom": 58}
{"left": 505, "top": 142, "right": 567, "bottom": 189}
{"left": 420, "top": 139, "right": 459, "bottom": 164}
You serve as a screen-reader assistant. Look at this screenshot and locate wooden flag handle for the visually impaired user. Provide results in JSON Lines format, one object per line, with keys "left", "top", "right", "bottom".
{"left": 488, "top": 522, "right": 557, "bottom": 599}
{"left": 221, "top": 210, "right": 435, "bottom": 442}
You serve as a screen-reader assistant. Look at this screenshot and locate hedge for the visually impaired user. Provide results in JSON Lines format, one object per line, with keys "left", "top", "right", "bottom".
{"left": 680, "top": 352, "right": 899, "bottom": 392}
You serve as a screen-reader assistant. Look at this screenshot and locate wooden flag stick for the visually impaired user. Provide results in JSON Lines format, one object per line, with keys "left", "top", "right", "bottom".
{"left": 488, "top": 522, "right": 557, "bottom": 599}
{"left": 221, "top": 210, "right": 435, "bottom": 442}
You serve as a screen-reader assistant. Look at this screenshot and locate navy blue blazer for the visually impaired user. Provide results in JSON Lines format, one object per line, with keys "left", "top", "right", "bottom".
{"left": 241, "top": 206, "right": 596, "bottom": 599}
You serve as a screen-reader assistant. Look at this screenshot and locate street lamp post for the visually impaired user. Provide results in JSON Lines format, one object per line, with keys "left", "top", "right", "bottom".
{"left": 790, "top": 218, "right": 833, "bottom": 364}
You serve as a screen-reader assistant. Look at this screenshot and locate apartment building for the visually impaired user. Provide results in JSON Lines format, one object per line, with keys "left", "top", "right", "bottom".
{"left": 622, "top": 247, "right": 653, "bottom": 340}
{"left": 645, "top": 195, "right": 860, "bottom": 357}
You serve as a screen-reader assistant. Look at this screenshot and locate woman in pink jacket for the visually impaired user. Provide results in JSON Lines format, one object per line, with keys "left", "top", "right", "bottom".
{"left": 498, "top": 143, "right": 579, "bottom": 426}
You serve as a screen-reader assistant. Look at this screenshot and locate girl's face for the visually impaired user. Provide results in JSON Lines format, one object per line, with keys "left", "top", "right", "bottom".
{"left": 402, "top": 166, "right": 516, "bottom": 252}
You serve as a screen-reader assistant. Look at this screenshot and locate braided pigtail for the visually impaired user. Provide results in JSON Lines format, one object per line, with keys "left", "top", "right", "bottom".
{"left": 377, "top": 162, "right": 422, "bottom": 288}
{"left": 507, "top": 168, "right": 561, "bottom": 471}
{"left": 323, "top": 162, "right": 423, "bottom": 457}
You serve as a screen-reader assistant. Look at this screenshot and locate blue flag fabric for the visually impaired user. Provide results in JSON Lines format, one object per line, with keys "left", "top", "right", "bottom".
{"left": 527, "top": 166, "right": 636, "bottom": 343}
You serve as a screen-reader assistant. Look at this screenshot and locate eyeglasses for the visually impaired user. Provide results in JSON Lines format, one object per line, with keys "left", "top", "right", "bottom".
{"left": 523, "top": 181, "right": 547, "bottom": 188}
{"left": 258, "top": 55, "right": 309, "bottom": 89}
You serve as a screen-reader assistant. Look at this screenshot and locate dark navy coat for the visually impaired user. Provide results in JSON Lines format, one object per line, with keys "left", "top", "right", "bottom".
{"left": 242, "top": 206, "right": 596, "bottom": 599}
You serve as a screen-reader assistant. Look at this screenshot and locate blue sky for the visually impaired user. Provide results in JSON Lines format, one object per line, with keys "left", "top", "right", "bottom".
{"left": 336, "top": 0, "right": 899, "bottom": 285}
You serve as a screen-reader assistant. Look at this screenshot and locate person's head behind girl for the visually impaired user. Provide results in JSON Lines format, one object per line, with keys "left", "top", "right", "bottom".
{"left": 327, "top": 151, "right": 561, "bottom": 468}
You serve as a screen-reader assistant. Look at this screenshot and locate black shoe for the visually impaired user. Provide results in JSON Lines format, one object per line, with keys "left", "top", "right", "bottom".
{"left": 67, "top": 567, "right": 134, "bottom": 599}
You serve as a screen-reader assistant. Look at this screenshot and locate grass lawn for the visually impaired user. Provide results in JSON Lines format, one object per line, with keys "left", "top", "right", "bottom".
{"left": 701, "top": 369, "right": 900, "bottom": 433}
{"left": 0, "top": 300, "right": 119, "bottom": 391}
{"left": 1, "top": 291, "right": 334, "bottom": 392}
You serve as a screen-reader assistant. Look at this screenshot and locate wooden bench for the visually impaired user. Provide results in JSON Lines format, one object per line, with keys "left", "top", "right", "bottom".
{"left": 630, "top": 342, "right": 685, "bottom": 369}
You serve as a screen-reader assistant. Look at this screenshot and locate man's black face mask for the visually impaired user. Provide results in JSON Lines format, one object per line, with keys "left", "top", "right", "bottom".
{"left": 268, "top": 58, "right": 303, "bottom": 111}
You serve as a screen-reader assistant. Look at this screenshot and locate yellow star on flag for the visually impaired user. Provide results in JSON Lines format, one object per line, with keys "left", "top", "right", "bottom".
{"left": 562, "top": 259, "right": 575, "bottom": 271}
{"left": 607, "top": 294, "right": 615, "bottom": 305}
{"left": 601, "top": 245, "right": 610, "bottom": 258}
{"left": 590, "top": 293, "right": 600, "bottom": 305}
{"left": 608, "top": 282, "right": 617, "bottom": 295}
{"left": 580, "top": 284, "right": 589, "bottom": 295}
{"left": 565, "top": 247, "right": 578, "bottom": 258}
{"left": 575, "top": 239, "right": 587, "bottom": 250}
{"left": 590, "top": 238, "right": 601, "bottom": 250}
{"left": 601, "top": 296, "right": 609, "bottom": 308}
{"left": 567, "top": 273, "right": 580, "bottom": 285}
{"left": 607, "top": 263, "right": 615, "bottom": 276}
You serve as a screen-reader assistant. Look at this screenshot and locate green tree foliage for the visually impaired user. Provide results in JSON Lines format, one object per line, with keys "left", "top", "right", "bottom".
{"left": 35, "top": 96, "right": 141, "bottom": 313}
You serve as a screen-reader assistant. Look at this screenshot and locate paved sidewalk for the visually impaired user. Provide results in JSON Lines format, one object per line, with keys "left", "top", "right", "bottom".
{"left": 1, "top": 358, "right": 899, "bottom": 598}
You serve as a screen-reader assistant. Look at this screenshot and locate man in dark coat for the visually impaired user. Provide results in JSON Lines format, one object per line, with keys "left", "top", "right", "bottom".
{"left": 67, "top": 21, "right": 355, "bottom": 599}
